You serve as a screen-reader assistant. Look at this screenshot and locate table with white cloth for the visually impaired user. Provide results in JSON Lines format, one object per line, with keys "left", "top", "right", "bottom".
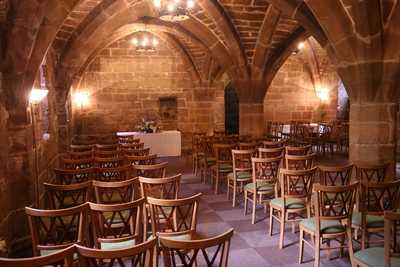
{"left": 116, "top": 130, "right": 181, "bottom": 157}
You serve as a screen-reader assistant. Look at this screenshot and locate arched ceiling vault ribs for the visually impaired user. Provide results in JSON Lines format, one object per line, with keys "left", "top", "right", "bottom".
{"left": 301, "top": 38, "right": 322, "bottom": 92}
{"left": 59, "top": 22, "right": 217, "bottom": 101}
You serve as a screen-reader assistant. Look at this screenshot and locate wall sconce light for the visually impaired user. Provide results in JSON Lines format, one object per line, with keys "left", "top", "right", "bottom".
{"left": 29, "top": 88, "right": 49, "bottom": 104}
{"left": 316, "top": 87, "right": 329, "bottom": 102}
{"left": 73, "top": 92, "right": 89, "bottom": 108}
{"left": 297, "top": 42, "right": 305, "bottom": 50}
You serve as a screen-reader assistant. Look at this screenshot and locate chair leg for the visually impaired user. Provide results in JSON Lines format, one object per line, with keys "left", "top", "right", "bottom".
{"left": 232, "top": 182, "right": 237, "bottom": 208}
{"left": 252, "top": 194, "right": 256, "bottom": 224}
{"left": 299, "top": 228, "right": 304, "bottom": 264}
{"left": 314, "top": 235, "right": 320, "bottom": 267}
{"left": 226, "top": 179, "right": 230, "bottom": 200}
{"left": 269, "top": 206, "right": 274, "bottom": 236}
{"left": 214, "top": 172, "right": 219, "bottom": 194}
{"left": 347, "top": 227, "right": 355, "bottom": 267}
{"left": 279, "top": 210, "right": 285, "bottom": 249}
{"left": 244, "top": 191, "right": 248, "bottom": 216}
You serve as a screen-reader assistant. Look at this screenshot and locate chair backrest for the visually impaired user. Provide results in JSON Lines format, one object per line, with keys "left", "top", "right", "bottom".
{"left": 139, "top": 174, "right": 181, "bottom": 199}
{"left": 134, "top": 162, "right": 168, "bottom": 178}
{"left": 70, "top": 144, "right": 94, "bottom": 153}
{"left": 44, "top": 181, "right": 92, "bottom": 209}
{"left": 384, "top": 211, "right": 400, "bottom": 267}
{"left": 258, "top": 147, "right": 284, "bottom": 158}
{"left": 53, "top": 168, "right": 96, "bottom": 184}
{"left": 213, "top": 144, "right": 234, "bottom": 165}
{"left": 92, "top": 178, "right": 139, "bottom": 204}
{"left": 285, "top": 145, "right": 312, "bottom": 155}
{"left": 75, "top": 238, "right": 157, "bottom": 267}
{"left": 232, "top": 149, "right": 256, "bottom": 174}
{"left": 312, "top": 183, "right": 358, "bottom": 231}
{"left": 126, "top": 154, "right": 157, "bottom": 165}
{"left": 238, "top": 142, "right": 257, "bottom": 150}
{"left": 64, "top": 150, "right": 93, "bottom": 160}
{"left": 117, "top": 135, "right": 140, "bottom": 145}
{"left": 26, "top": 203, "right": 89, "bottom": 256}
{"left": 160, "top": 228, "right": 234, "bottom": 267}
{"left": 123, "top": 147, "right": 151, "bottom": 156}
{"left": 95, "top": 143, "right": 119, "bottom": 152}
{"left": 251, "top": 156, "right": 282, "bottom": 187}
{"left": 147, "top": 193, "right": 201, "bottom": 237}
{"left": 95, "top": 165, "right": 135, "bottom": 182}
{"left": 0, "top": 245, "right": 75, "bottom": 267}
{"left": 285, "top": 154, "right": 315, "bottom": 170}
{"left": 60, "top": 157, "right": 94, "bottom": 170}
{"left": 359, "top": 180, "right": 400, "bottom": 216}
{"left": 120, "top": 142, "right": 145, "bottom": 150}
{"left": 355, "top": 163, "right": 389, "bottom": 182}
{"left": 280, "top": 167, "right": 317, "bottom": 200}
{"left": 88, "top": 198, "right": 146, "bottom": 248}
{"left": 262, "top": 140, "right": 284, "bottom": 148}
{"left": 94, "top": 157, "right": 126, "bottom": 168}
{"left": 94, "top": 150, "right": 124, "bottom": 159}
{"left": 318, "top": 164, "right": 354, "bottom": 185}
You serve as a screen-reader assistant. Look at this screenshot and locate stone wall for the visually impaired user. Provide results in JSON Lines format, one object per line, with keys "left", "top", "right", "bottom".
{"left": 264, "top": 44, "right": 339, "bottom": 123}
{"left": 73, "top": 35, "right": 224, "bottom": 150}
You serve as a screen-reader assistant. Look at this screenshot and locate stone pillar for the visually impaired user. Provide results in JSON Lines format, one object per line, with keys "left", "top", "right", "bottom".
{"left": 239, "top": 102, "right": 265, "bottom": 137}
{"left": 349, "top": 102, "right": 398, "bottom": 177}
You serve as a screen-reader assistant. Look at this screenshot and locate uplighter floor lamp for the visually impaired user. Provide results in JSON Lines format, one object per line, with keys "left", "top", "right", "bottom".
{"left": 29, "top": 88, "right": 49, "bottom": 207}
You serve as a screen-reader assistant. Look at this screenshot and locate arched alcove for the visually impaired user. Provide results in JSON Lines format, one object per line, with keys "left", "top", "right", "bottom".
{"left": 224, "top": 84, "right": 239, "bottom": 134}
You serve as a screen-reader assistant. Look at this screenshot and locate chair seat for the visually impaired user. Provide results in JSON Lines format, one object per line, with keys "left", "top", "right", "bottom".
{"left": 206, "top": 158, "right": 216, "bottom": 165}
{"left": 352, "top": 212, "right": 384, "bottom": 228}
{"left": 300, "top": 218, "right": 345, "bottom": 234}
{"left": 101, "top": 239, "right": 136, "bottom": 250}
{"left": 40, "top": 249, "right": 79, "bottom": 260}
{"left": 270, "top": 197, "right": 305, "bottom": 209}
{"left": 244, "top": 181, "right": 274, "bottom": 192}
{"left": 211, "top": 163, "right": 232, "bottom": 173}
{"left": 354, "top": 247, "right": 400, "bottom": 267}
{"left": 227, "top": 171, "right": 252, "bottom": 181}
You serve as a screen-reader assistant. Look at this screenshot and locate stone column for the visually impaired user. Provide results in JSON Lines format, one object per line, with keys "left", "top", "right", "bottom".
{"left": 239, "top": 102, "right": 265, "bottom": 137}
{"left": 349, "top": 102, "right": 398, "bottom": 177}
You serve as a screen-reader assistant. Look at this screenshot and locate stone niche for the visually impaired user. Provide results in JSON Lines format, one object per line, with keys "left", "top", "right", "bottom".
{"left": 159, "top": 96, "right": 177, "bottom": 120}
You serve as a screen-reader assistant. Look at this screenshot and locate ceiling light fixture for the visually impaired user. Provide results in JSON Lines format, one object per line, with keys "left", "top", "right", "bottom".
{"left": 131, "top": 31, "right": 159, "bottom": 52}
{"left": 153, "top": 0, "right": 195, "bottom": 22}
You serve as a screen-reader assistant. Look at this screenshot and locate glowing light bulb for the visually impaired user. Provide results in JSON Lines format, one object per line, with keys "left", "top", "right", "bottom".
{"left": 73, "top": 92, "right": 89, "bottom": 107}
{"left": 29, "top": 88, "right": 48, "bottom": 104}
{"left": 141, "top": 36, "right": 149, "bottom": 46}
{"left": 187, "top": 0, "right": 194, "bottom": 9}
{"left": 153, "top": 0, "right": 161, "bottom": 8}
{"left": 152, "top": 37, "right": 159, "bottom": 46}
{"left": 131, "top": 38, "right": 138, "bottom": 45}
{"left": 174, "top": 0, "right": 181, "bottom": 3}
{"left": 316, "top": 87, "right": 329, "bottom": 102}
{"left": 167, "top": 3, "right": 175, "bottom": 12}
{"left": 297, "top": 42, "right": 305, "bottom": 50}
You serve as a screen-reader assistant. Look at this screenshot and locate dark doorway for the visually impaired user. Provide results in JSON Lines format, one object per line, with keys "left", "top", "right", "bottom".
{"left": 224, "top": 84, "right": 239, "bottom": 134}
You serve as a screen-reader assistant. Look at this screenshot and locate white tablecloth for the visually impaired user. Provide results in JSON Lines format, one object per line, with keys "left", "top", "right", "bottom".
{"left": 117, "top": 130, "right": 181, "bottom": 157}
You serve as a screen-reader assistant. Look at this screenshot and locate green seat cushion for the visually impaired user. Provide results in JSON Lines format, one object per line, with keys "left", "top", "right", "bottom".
{"left": 40, "top": 249, "right": 79, "bottom": 260}
{"left": 212, "top": 163, "right": 232, "bottom": 173}
{"left": 300, "top": 218, "right": 345, "bottom": 234}
{"left": 352, "top": 212, "right": 384, "bottom": 228}
{"left": 244, "top": 181, "right": 274, "bottom": 192}
{"left": 206, "top": 158, "right": 216, "bottom": 164}
{"left": 270, "top": 197, "right": 305, "bottom": 209}
{"left": 100, "top": 239, "right": 136, "bottom": 250}
{"left": 354, "top": 247, "right": 400, "bottom": 267}
{"left": 227, "top": 171, "right": 252, "bottom": 181}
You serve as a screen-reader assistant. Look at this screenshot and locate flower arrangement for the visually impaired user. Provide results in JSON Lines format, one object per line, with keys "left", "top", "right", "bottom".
{"left": 136, "top": 111, "right": 161, "bottom": 133}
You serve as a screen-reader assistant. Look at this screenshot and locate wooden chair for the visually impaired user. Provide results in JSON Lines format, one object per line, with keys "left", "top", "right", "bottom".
{"left": 95, "top": 143, "right": 119, "bottom": 152}
{"left": 238, "top": 142, "right": 258, "bottom": 150}
{"left": 26, "top": 203, "right": 89, "bottom": 256}
{"left": 285, "top": 154, "right": 315, "bottom": 170}
{"left": 160, "top": 228, "right": 234, "bottom": 267}
{"left": 123, "top": 148, "right": 151, "bottom": 157}
{"left": 270, "top": 167, "right": 317, "bottom": 249}
{"left": 64, "top": 150, "right": 94, "bottom": 160}
{"left": 121, "top": 142, "right": 145, "bottom": 150}
{"left": 44, "top": 181, "right": 92, "bottom": 209}
{"left": 262, "top": 140, "right": 284, "bottom": 148}
{"left": 60, "top": 157, "right": 94, "bottom": 170}
{"left": 285, "top": 145, "right": 312, "bottom": 155}
{"left": 244, "top": 156, "right": 282, "bottom": 224}
{"left": 147, "top": 193, "right": 201, "bottom": 240}
{"left": 299, "top": 183, "right": 358, "bottom": 267}
{"left": 53, "top": 168, "right": 96, "bottom": 184}
{"left": 75, "top": 237, "right": 157, "bottom": 267}
{"left": 258, "top": 147, "right": 285, "bottom": 158}
{"left": 92, "top": 178, "right": 139, "bottom": 204}
{"left": 211, "top": 144, "right": 234, "bottom": 194}
{"left": 355, "top": 163, "right": 389, "bottom": 182}
{"left": 192, "top": 133, "right": 206, "bottom": 176}
{"left": 70, "top": 144, "right": 94, "bottom": 152}
{"left": 318, "top": 164, "right": 354, "bottom": 185}
{"left": 200, "top": 136, "right": 216, "bottom": 183}
{"left": 94, "top": 157, "right": 126, "bottom": 168}
{"left": 227, "top": 149, "right": 255, "bottom": 208}
{"left": 0, "top": 245, "right": 75, "bottom": 266}
{"left": 88, "top": 198, "right": 146, "bottom": 250}
{"left": 139, "top": 175, "right": 181, "bottom": 199}
{"left": 352, "top": 180, "right": 400, "bottom": 250}
{"left": 126, "top": 154, "right": 157, "bottom": 166}
{"left": 134, "top": 162, "right": 168, "bottom": 178}
{"left": 95, "top": 165, "right": 135, "bottom": 182}
{"left": 117, "top": 135, "right": 140, "bottom": 145}
{"left": 353, "top": 211, "right": 400, "bottom": 267}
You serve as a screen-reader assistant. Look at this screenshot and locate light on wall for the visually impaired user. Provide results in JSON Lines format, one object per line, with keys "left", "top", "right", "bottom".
{"left": 29, "top": 88, "right": 49, "bottom": 104}
{"left": 131, "top": 32, "right": 159, "bottom": 52}
{"left": 297, "top": 42, "right": 305, "bottom": 50}
{"left": 316, "top": 87, "right": 329, "bottom": 102}
{"left": 73, "top": 92, "right": 89, "bottom": 107}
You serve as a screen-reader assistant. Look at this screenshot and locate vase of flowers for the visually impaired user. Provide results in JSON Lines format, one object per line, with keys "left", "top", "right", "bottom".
{"left": 136, "top": 111, "right": 160, "bottom": 133}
